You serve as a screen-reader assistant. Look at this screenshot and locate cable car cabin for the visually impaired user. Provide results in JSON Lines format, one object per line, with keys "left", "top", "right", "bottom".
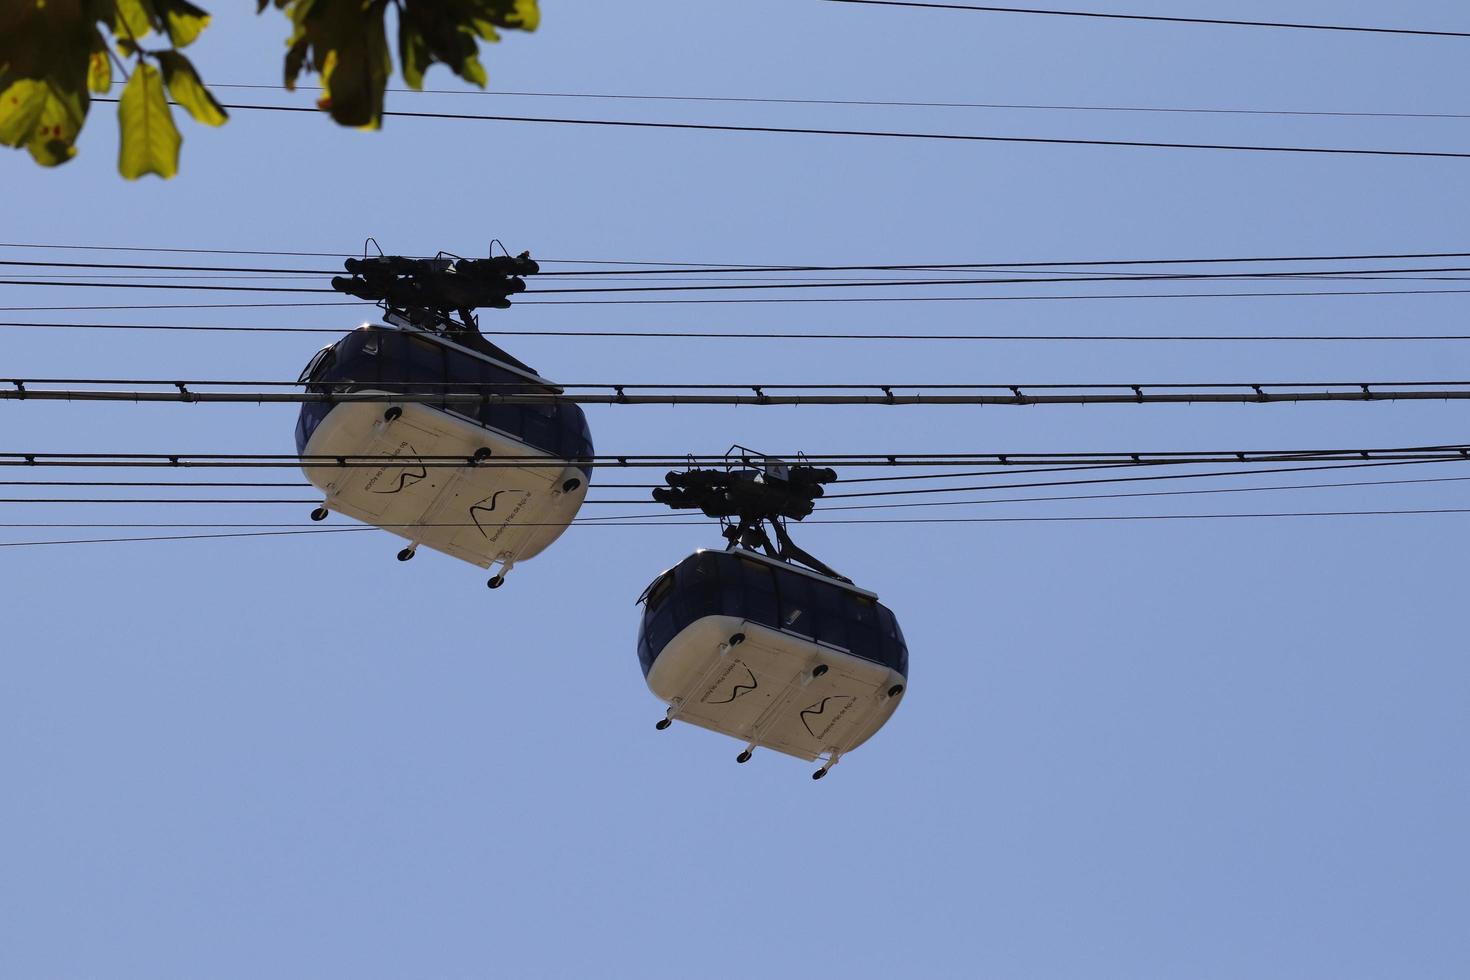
{"left": 637, "top": 548, "right": 908, "bottom": 778}
{"left": 295, "top": 322, "right": 593, "bottom": 586}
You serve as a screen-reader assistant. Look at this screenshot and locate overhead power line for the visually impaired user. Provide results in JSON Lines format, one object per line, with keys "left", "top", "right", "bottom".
{"left": 3, "top": 447, "right": 1463, "bottom": 470}
{"left": 820, "top": 0, "right": 1470, "bottom": 38}
{"left": 12, "top": 243, "right": 1470, "bottom": 274}
{"left": 7, "top": 319, "right": 1470, "bottom": 342}
{"left": 204, "top": 83, "right": 1470, "bottom": 123}
{"left": 6, "top": 509, "right": 1470, "bottom": 548}
{"left": 5, "top": 380, "right": 1470, "bottom": 408}
{"left": 11, "top": 264, "right": 1470, "bottom": 296}
{"left": 6, "top": 463, "right": 1461, "bottom": 509}
{"left": 816, "top": 474, "right": 1470, "bottom": 511}
{"left": 6, "top": 473, "right": 1464, "bottom": 522}
{"left": 90, "top": 99, "right": 1470, "bottom": 162}
{"left": 821, "top": 458, "right": 1470, "bottom": 500}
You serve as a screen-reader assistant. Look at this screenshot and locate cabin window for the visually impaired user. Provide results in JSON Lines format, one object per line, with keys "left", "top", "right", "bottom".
{"left": 778, "top": 573, "right": 813, "bottom": 637}
{"left": 644, "top": 571, "right": 675, "bottom": 613}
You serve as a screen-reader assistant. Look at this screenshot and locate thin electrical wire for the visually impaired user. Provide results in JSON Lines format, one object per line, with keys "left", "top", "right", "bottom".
{"left": 822, "top": 458, "right": 1470, "bottom": 500}
{"left": 90, "top": 99, "right": 1470, "bottom": 161}
{"left": 4, "top": 447, "right": 1462, "bottom": 470}
{"left": 0, "top": 480, "right": 309, "bottom": 488}
{"left": 16, "top": 288, "right": 1470, "bottom": 312}
{"left": 203, "top": 82, "right": 1470, "bottom": 122}
{"left": 4, "top": 459, "right": 1462, "bottom": 507}
{"left": 6, "top": 320, "right": 1470, "bottom": 342}
{"left": 17, "top": 376, "right": 1470, "bottom": 390}
{"left": 5, "top": 381, "right": 1470, "bottom": 407}
{"left": 511, "top": 288, "right": 1470, "bottom": 306}
{"left": 6, "top": 508, "right": 1470, "bottom": 547}
{"left": 820, "top": 0, "right": 1470, "bottom": 38}
{"left": 815, "top": 473, "right": 1470, "bottom": 511}
{"left": 19, "top": 251, "right": 1470, "bottom": 279}
{"left": 6, "top": 472, "right": 1463, "bottom": 518}
{"left": 15, "top": 264, "right": 1470, "bottom": 295}
{"left": 14, "top": 244, "right": 1470, "bottom": 274}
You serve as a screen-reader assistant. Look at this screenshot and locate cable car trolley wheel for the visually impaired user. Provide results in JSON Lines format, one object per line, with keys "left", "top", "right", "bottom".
{"left": 635, "top": 548, "right": 909, "bottom": 779}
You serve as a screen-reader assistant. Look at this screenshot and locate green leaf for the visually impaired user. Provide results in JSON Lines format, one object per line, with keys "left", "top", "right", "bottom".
{"left": 112, "top": 0, "right": 157, "bottom": 43}
{"left": 153, "top": 0, "right": 211, "bottom": 48}
{"left": 87, "top": 29, "right": 112, "bottom": 94}
{"left": 0, "top": 79, "right": 49, "bottom": 148}
{"left": 157, "top": 50, "right": 226, "bottom": 125}
{"left": 117, "top": 61, "right": 180, "bottom": 179}
{"left": 395, "top": 1, "right": 537, "bottom": 92}
{"left": 0, "top": 77, "right": 87, "bottom": 167}
{"left": 26, "top": 80, "right": 85, "bottom": 165}
{"left": 275, "top": 0, "right": 391, "bottom": 128}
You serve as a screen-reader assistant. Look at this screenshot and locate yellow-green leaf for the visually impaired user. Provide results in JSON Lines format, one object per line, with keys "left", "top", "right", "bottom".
{"left": 113, "top": 0, "right": 156, "bottom": 43}
{"left": 156, "top": 50, "right": 226, "bottom": 126}
{"left": 26, "top": 82, "right": 84, "bottom": 165}
{"left": 510, "top": 0, "right": 539, "bottom": 32}
{"left": 0, "top": 79, "right": 48, "bottom": 148}
{"left": 87, "top": 31, "right": 113, "bottom": 93}
{"left": 458, "top": 53, "right": 486, "bottom": 88}
{"left": 117, "top": 62, "right": 180, "bottom": 179}
{"left": 155, "top": 0, "right": 211, "bottom": 48}
{"left": 0, "top": 78, "right": 85, "bottom": 166}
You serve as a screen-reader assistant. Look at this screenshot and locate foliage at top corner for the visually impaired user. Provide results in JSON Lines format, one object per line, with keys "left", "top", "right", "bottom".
{"left": 264, "top": 0, "right": 538, "bottom": 129}
{"left": 0, "top": 0, "right": 539, "bottom": 179}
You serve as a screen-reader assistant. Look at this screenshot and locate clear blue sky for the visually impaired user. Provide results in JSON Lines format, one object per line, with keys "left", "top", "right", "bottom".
{"left": 3, "top": 2, "right": 1469, "bottom": 977}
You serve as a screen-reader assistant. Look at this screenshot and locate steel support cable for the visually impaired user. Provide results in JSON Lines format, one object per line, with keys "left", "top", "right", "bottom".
{"left": 4, "top": 459, "right": 1465, "bottom": 507}
{"left": 7, "top": 473, "right": 1467, "bottom": 534}
{"left": 820, "top": 459, "right": 1470, "bottom": 500}
{"left": 88, "top": 98, "right": 1470, "bottom": 161}
{"left": 3, "top": 448, "right": 1465, "bottom": 470}
{"left": 0, "top": 478, "right": 660, "bottom": 490}
{"left": 23, "top": 271, "right": 1470, "bottom": 286}
{"left": 16, "top": 376, "right": 1470, "bottom": 390}
{"left": 15, "top": 245, "right": 1470, "bottom": 276}
{"left": 8, "top": 320, "right": 1470, "bottom": 342}
{"left": 18, "top": 253, "right": 1470, "bottom": 279}
{"left": 7, "top": 508, "right": 1470, "bottom": 548}
{"left": 6, "top": 473, "right": 1468, "bottom": 520}
{"left": 5, "top": 382, "right": 1470, "bottom": 407}
{"left": 17, "top": 287, "right": 1470, "bottom": 311}
{"left": 13, "top": 264, "right": 1470, "bottom": 295}
{"left": 820, "top": 0, "right": 1470, "bottom": 38}
{"left": 830, "top": 457, "right": 1452, "bottom": 484}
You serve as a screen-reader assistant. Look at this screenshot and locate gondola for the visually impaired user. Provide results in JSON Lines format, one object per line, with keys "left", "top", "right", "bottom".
{"left": 294, "top": 251, "right": 592, "bottom": 588}
{"left": 637, "top": 458, "right": 908, "bottom": 778}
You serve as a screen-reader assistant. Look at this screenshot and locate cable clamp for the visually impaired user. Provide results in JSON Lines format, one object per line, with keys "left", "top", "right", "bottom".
{"left": 1252, "top": 385, "right": 1267, "bottom": 402}
{"left": 10, "top": 380, "right": 24, "bottom": 400}
{"left": 1131, "top": 385, "right": 1144, "bottom": 403}
{"left": 1360, "top": 384, "right": 1373, "bottom": 400}
{"left": 24, "top": 454, "right": 35, "bottom": 465}
{"left": 881, "top": 386, "right": 895, "bottom": 405}
{"left": 1009, "top": 386, "right": 1026, "bottom": 404}
{"left": 753, "top": 386, "right": 770, "bottom": 405}
{"left": 614, "top": 385, "right": 628, "bottom": 404}
{"left": 175, "top": 382, "right": 196, "bottom": 403}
